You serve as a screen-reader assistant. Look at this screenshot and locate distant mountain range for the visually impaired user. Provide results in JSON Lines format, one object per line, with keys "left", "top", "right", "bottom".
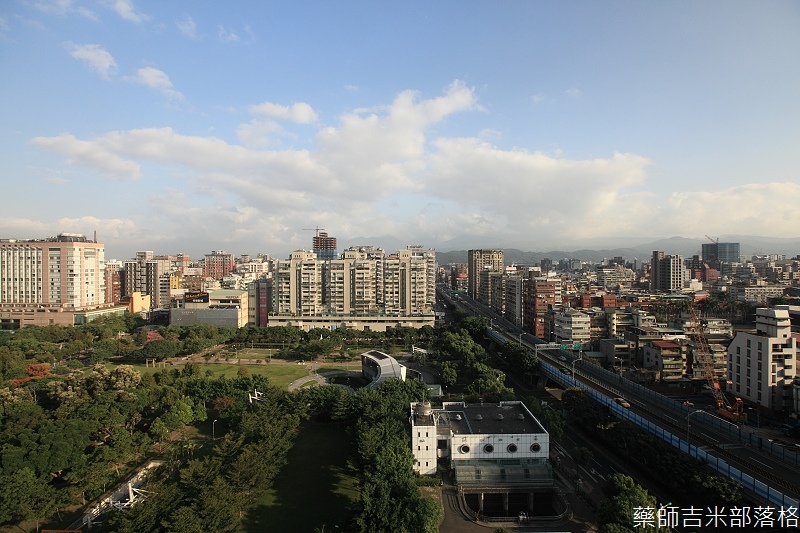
{"left": 341, "top": 235, "right": 800, "bottom": 265}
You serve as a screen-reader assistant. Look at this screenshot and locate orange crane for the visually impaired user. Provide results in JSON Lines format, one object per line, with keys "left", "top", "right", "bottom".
{"left": 686, "top": 301, "right": 746, "bottom": 423}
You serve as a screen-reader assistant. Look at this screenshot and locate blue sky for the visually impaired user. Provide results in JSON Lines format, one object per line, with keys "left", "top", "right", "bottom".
{"left": 1, "top": 1, "right": 799, "bottom": 260}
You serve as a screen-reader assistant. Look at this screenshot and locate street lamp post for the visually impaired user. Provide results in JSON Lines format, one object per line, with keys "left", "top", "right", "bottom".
{"left": 686, "top": 410, "right": 702, "bottom": 448}
{"left": 518, "top": 333, "right": 523, "bottom": 346}
{"left": 572, "top": 356, "right": 582, "bottom": 379}
{"left": 212, "top": 419, "right": 218, "bottom": 440}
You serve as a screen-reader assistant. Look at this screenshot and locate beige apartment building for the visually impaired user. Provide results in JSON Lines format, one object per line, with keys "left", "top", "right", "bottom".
{"left": 468, "top": 249, "right": 504, "bottom": 300}
{"left": 728, "top": 306, "right": 798, "bottom": 410}
{"left": 0, "top": 233, "right": 126, "bottom": 328}
{"left": 269, "top": 247, "right": 434, "bottom": 330}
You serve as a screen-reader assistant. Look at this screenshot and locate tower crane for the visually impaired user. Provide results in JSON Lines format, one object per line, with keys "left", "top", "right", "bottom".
{"left": 687, "top": 301, "right": 746, "bottom": 422}
{"left": 303, "top": 227, "right": 326, "bottom": 238}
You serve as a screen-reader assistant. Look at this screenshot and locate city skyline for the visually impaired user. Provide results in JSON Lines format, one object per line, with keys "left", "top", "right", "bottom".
{"left": 2, "top": 1, "right": 799, "bottom": 260}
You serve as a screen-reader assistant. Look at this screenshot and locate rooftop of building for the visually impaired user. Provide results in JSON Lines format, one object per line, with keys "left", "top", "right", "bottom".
{"left": 1, "top": 233, "right": 97, "bottom": 244}
{"left": 209, "top": 289, "right": 247, "bottom": 297}
{"left": 416, "top": 402, "right": 545, "bottom": 435}
{"left": 651, "top": 339, "right": 680, "bottom": 349}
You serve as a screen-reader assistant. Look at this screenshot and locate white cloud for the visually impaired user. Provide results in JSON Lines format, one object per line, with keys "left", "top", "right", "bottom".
{"left": 0, "top": 216, "right": 137, "bottom": 241}
{"left": 176, "top": 15, "right": 196, "bottom": 38}
{"left": 31, "top": 133, "right": 141, "bottom": 179}
{"left": 566, "top": 87, "right": 582, "bottom": 98}
{"left": 124, "top": 67, "right": 184, "bottom": 99}
{"left": 28, "top": 80, "right": 800, "bottom": 255}
{"left": 218, "top": 26, "right": 239, "bottom": 42}
{"left": 532, "top": 93, "right": 546, "bottom": 104}
{"left": 249, "top": 102, "right": 318, "bottom": 124}
{"left": 106, "top": 0, "right": 148, "bottom": 23}
{"left": 65, "top": 42, "right": 117, "bottom": 79}
{"left": 236, "top": 119, "right": 285, "bottom": 147}
{"left": 34, "top": 0, "right": 97, "bottom": 19}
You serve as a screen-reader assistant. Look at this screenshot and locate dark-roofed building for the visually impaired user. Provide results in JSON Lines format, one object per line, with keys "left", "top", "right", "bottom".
{"left": 411, "top": 401, "right": 560, "bottom": 520}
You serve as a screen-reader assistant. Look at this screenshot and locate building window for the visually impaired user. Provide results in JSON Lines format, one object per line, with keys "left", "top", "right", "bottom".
{"left": 459, "top": 444, "right": 470, "bottom": 454}
{"left": 507, "top": 444, "right": 518, "bottom": 453}
{"left": 484, "top": 444, "right": 494, "bottom": 453}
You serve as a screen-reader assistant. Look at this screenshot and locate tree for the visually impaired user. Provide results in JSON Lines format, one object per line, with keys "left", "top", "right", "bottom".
{"left": 0, "top": 467, "right": 57, "bottom": 529}
{"left": 598, "top": 474, "right": 669, "bottom": 532}
{"left": 439, "top": 361, "right": 457, "bottom": 388}
{"left": 164, "top": 398, "right": 195, "bottom": 430}
{"left": 150, "top": 417, "right": 169, "bottom": 442}
{"left": 572, "top": 446, "right": 593, "bottom": 467}
{"left": 139, "top": 339, "right": 180, "bottom": 361}
{"left": 110, "top": 365, "right": 141, "bottom": 389}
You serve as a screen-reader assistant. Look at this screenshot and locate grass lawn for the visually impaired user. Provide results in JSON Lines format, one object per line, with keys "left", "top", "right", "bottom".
{"left": 241, "top": 422, "right": 359, "bottom": 532}
{"left": 107, "top": 361, "right": 312, "bottom": 390}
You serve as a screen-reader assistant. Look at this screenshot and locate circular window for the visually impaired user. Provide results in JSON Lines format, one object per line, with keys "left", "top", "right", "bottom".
{"left": 459, "top": 444, "right": 470, "bottom": 454}
{"left": 507, "top": 443, "right": 518, "bottom": 453}
{"left": 530, "top": 443, "right": 541, "bottom": 452}
{"left": 483, "top": 444, "right": 494, "bottom": 453}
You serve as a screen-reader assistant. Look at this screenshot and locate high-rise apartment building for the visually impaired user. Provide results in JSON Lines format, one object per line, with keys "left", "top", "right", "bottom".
{"left": 274, "top": 251, "right": 323, "bottom": 316}
{"left": 123, "top": 252, "right": 172, "bottom": 309}
{"left": 468, "top": 249, "right": 504, "bottom": 299}
{"left": 523, "top": 278, "right": 560, "bottom": 338}
{"left": 383, "top": 249, "right": 429, "bottom": 316}
{"left": 325, "top": 249, "right": 378, "bottom": 315}
{"left": 203, "top": 250, "right": 235, "bottom": 279}
{"left": 0, "top": 233, "right": 105, "bottom": 309}
{"left": 272, "top": 247, "right": 433, "bottom": 319}
{"left": 312, "top": 231, "right": 338, "bottom": 261}
{"left": 650, "top": 251, "right": 685, "bottom": 292}
{"left": 406, "top": 246, "right": 437, "bottom": 307}
{"left": 702, "top": 242, "right": 740, "bottom": 264}
{"left": 727, "top": 306, "right": 797, "bottom": 410}
{"left": 503, "top": 274, "right": 525, "bottom": 327}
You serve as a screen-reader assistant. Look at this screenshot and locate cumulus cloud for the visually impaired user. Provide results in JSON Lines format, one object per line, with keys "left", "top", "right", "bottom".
{"left": 176, "top": 15, "right": 196, "bottom": 38}
{"left": 236, "top": 119, "right": 284, "bottom": 147}
{"left": 249, "top": 102, "right": 318, "bottom": 123}
{"left": 124, "top": 67, "right": 184, "bottom": 99}
{"left": 65, "top": 42, "right": 117, "bottom": 79}
{"left": 31, "top": 133, "right": 141, "bottom": 179}
{"left": 0, "top": 216, "right": 137, "bottom": 241}
{"left": 28, "top": 80, "right": 800, "bottom": 255}
{"left": 566, "top": 87, "right": 582, "bottom": 98}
